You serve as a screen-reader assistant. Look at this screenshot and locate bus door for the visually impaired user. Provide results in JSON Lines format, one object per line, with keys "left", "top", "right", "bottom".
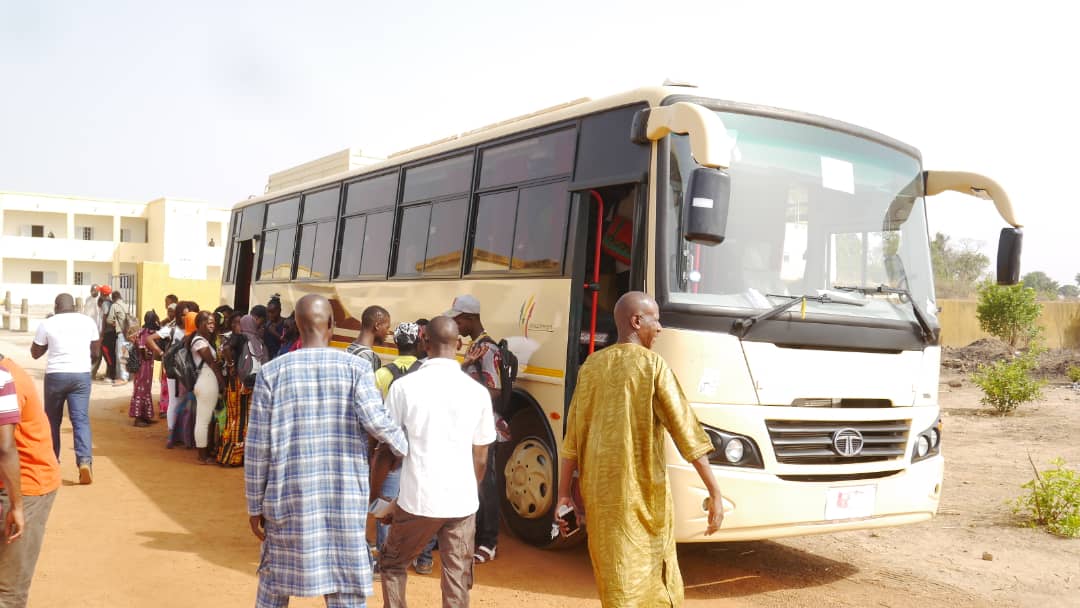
{"left": 232, "top": 239, "right": 256, "bottom": 312}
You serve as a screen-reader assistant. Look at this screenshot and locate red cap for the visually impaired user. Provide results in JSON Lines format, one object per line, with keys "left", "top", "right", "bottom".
{"left": 99, "top": 285, "right": 113, "bottom": 296}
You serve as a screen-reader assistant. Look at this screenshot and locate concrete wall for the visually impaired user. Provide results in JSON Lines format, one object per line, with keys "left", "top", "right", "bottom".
{"left": 137, "top": 261, "right": 224, "bottom": 318}
{"left": 73, "top": 262, "right": 113, "bottom": 287}
{"left": 120, "top": 217, "right": 148, "bottom": 243}
{"left": 2, "top": 258, "right": 66, "bottom": 284}
{"left": 73, "top": 214, "right": 115, "bottom": 241}
{"left": 938, "top": 299, "right": 1080, "bottom": 349}
{"left": 2, "top": 210, "right": 67, "bottom": 237}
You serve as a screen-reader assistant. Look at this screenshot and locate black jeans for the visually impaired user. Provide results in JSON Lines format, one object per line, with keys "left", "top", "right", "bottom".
{"left": 475, "top": 443, "right": 499, "bottom": 549}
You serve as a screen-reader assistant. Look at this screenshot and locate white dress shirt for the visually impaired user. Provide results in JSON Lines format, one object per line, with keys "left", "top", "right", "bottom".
{"left": 385, "top": 357, "right": 496, "bottom": 518}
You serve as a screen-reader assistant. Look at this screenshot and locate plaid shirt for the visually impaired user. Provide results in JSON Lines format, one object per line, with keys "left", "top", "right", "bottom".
{"left": 245, "top": 348, "right": 407, "bottom": 598}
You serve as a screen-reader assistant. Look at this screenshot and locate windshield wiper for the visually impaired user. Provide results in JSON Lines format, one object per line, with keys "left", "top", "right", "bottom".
{"left": 832, "top": 284, "right": 936, "bottom": 344}
{"left": 731, "top": 293, "right": 863, "bottom": 339}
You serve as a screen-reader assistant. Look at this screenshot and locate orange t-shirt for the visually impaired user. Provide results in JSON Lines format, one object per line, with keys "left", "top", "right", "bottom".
{"left": 0, "top": 357, "right": 62, "bottom": 496}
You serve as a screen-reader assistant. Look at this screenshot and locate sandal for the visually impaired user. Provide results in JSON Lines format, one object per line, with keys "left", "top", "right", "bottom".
{"left": 473, "top": 545, "right": 496, "bottom": 564}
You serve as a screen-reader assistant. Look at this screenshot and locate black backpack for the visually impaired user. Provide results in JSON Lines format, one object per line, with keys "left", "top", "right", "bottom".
{"left": 385, "top": 359, "right": 423, "bottom": 386}
{"left": 473, "top": 336, "right": 519, "bottom": 414}
{"left": 164, "top": 336, "right": 201, "bottom": 392}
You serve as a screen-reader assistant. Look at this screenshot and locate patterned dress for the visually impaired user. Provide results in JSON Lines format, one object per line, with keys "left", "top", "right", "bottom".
{"left": 128, "top": 329, "right": 156, "bottom": 420}
{"left": 245, "top": 348, "right": 407, "bottom": 600}
{"left": 215, "top": 374, "right": 251, "bottom": 466}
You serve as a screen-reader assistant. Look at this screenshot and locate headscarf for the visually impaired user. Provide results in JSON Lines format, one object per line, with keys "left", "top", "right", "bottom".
{"left": 183, "top": 311, "right": 198, "bottom": 336}
{"left": 393, "top": 322, "right": 420, "bottom": 347}
{"left": 239, "top": 315, "right": 268, "bottom": 363}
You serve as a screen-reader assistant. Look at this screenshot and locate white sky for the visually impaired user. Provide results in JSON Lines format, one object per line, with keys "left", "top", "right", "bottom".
{"left": 1, "top": 1, "right": 1076, "bottom": 284}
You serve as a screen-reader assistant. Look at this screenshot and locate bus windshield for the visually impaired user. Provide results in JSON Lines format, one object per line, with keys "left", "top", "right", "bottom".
{"left": 665, "top": 111, "right": 937, "bottom": 326}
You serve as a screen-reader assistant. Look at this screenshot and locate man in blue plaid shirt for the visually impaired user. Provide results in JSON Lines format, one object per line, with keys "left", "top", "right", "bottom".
{"left": 245, "top": 295, "right": 408, "bottom": 608}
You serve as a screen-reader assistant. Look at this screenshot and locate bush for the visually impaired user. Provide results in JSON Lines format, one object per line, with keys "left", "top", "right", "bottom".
{"left": 976, "top": 283, "right": 1042, "bottom": 347}
{"left": 1067, "top": 365, "right": 1080, "bottom": 384}
{"left": 970, "top": 350, "right": 1044, "bottom": 415}
{"left": 1014, "top": 458, "right": 1080, "bottom": 538}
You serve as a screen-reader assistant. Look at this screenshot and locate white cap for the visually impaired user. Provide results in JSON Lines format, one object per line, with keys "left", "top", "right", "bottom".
{"left": 443, "top": 294, "right": 481, "bottom": 318}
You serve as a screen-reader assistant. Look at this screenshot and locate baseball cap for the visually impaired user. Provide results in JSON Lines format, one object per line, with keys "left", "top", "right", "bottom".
{"left": 99, "top": 285, "right": 113, "bottom": 296}
{"left": 442, "top": 294, "right": 480, "bottom": 318}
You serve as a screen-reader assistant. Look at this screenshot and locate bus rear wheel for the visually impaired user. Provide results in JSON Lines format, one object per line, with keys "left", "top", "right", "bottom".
{"left": 496, "top": 404, "right": 584, "bottom": 549}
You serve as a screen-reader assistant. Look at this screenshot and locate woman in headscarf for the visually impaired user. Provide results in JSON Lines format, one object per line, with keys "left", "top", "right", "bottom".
{"left": 215, "top": 313, "right": 267, "bottom": 466}
{"left": 129, "top": 310, "right": 162, "bottom": 426}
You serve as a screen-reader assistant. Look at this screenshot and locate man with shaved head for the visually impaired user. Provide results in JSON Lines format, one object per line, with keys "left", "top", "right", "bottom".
{"left": 556, "top": 291, "right": 724, "bottom": 607}
{"left": 31, "top": 293, "right": 101, "bottom": 485}
{"left": 245, "top": 294, "right": 408, "bottom": 608}
{"left": 378, "top": 315, "right": 495, "bottom": 607}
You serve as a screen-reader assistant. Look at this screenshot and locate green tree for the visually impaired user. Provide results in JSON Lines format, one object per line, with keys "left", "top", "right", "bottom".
{"left": 930, "top": 233, "right": 990, "bottom": 298}
{"left": 1060, "top": 284, "right": 1080, "bottom": 299}
{"left": 1022, "top": 271, "right": 1061, "bottom": 300}
{"left": 976, "top": 283, "right": 1042, "bottom": 347}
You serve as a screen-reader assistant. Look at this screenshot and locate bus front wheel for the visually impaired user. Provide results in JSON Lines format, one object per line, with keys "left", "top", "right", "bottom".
{"left": 496, "top": 404, "right": 584, "bottom": 549}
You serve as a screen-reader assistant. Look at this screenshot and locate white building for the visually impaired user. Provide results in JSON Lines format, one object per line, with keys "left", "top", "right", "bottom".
{"left": 0, "top": 191, "right": 232, "bottom": 305}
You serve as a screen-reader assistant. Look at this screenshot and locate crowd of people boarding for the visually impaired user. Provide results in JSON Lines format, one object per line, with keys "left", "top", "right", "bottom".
{"left": 6, "top": 283, "right": 725, "bottom": 608}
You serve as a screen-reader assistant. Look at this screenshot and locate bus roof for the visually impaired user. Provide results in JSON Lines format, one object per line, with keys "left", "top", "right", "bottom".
{"left": 233, "top": 84, "right": 920, "bottom": 210}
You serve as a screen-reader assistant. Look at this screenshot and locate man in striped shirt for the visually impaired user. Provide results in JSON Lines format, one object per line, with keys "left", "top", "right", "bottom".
{"left": 245, "top": 294, "right": 407, "bottom": 608}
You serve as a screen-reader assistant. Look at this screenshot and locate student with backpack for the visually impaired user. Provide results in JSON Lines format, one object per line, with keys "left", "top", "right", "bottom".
{"left": 215, "top": 313, "right": 268, "bottom": 466}
{"left": 444, "top": 294, "right": 518, "bottom": 565}
{"left": 104, "top": 291, "right": 133, "bottom": 387}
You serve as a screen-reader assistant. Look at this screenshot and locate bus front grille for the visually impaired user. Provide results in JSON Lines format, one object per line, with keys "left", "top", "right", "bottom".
{"left": 765, "top": 419, "right": 910, "bottom": 465}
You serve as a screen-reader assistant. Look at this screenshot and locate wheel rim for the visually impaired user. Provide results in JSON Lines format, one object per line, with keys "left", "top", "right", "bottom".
{"left": 503, "top": 436, "right": 554, "bottom": 520}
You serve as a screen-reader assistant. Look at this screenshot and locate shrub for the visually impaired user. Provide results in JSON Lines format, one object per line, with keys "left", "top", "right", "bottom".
{"left": 1013, "top": 458, "right": 1080, "bottom": 538}
{"left": 976, "top": 283, "right": 1042, "bottom": 347}
{"left": 1067, "top": 365, "right": 1080, "bottom": 384}
{"left": 970, "top": 350, "right": 1044, "bottom": 415}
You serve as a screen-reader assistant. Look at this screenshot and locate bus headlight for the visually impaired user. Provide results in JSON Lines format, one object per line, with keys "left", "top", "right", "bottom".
{"left": 703, "top": 425, "right": 764, "bottom": 469}
{"left": 911, "top": 418, "right": 942, "bottom": 463}
{"left": 724, "top": 438, "right": 745, "bottom": 463}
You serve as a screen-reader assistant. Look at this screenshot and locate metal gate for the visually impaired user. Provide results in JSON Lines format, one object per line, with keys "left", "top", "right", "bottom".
{"left": 110, "top": 273, "right": 137, "bottom": 315}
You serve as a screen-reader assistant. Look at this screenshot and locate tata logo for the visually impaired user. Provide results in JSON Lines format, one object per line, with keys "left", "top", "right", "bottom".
{"left": 832, "top": 428, "right": 865, "bottom": 457}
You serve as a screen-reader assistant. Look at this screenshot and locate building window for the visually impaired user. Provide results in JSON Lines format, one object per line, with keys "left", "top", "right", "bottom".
{"left": 74, "top": 272, "right": 87, "bottom": 286}
{"left": 30, "top": 271, "right": 44, "bottom": 284}
{"left": 120, "top": 228, "right": 132, "bottom": 243}
{"left": 31, "top": 225, "right": 44, "bottom": 238}
{"left": 80, "top": 226, "right": 94, "bottom": 241}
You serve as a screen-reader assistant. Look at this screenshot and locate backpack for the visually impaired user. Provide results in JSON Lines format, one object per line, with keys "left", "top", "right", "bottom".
{"left": 164, "top": 335, "right": 201, "bottom": 392}
{"left": 473, "top": 336, "right": 519, "bottom": 415}
{"left": 118, "top": 303, "right": 135, "bottom": 337}
{"left": 235, "top": 337, "right": 263, "bottom": 388}
{"left": 385, "top": 359, "right": 422, "bottom": 386}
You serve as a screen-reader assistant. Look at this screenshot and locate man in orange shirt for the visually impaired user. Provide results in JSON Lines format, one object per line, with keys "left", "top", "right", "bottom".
{"left": 0, "top": 353, "right": 62, "bottom": 607}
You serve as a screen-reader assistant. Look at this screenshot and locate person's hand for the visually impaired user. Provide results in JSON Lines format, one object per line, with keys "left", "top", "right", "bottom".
{"left": 704, "top": 494, "right": 723, "bottom": 536}
{"left": 249, "top": 515, "right": 265, "bottom": 542}
{"left": 554, "top": 495, "right": 575, "bottom": 537}
{"left": 4, "top": 504, "right": 23, "bottom": 543}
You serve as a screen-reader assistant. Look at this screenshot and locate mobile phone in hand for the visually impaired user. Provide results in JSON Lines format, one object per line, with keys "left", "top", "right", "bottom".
{"left": 557, "top": 504, "right": 580, "bottom": 537}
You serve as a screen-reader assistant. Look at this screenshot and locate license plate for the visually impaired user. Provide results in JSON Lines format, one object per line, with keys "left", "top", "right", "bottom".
{"left": 824, "top": 485, "right": 876, "bottom": 520}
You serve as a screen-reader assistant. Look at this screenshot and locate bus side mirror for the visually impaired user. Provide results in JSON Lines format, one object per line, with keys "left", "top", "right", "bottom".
{"left": 996, "top": 227, "right": 1022, "bottom": 285}
{"left": 682, "top": 167, "right": 731, "bottom": 245}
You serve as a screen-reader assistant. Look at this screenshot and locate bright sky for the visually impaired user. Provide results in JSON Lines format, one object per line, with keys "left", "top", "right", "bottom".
{"left": 1, "top": 1, "right": 1075, "bottom": 284}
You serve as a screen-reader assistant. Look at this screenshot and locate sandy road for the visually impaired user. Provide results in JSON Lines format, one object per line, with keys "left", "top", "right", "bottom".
{"left": 2, "top": 330, "right": 1075, "bottom": 607}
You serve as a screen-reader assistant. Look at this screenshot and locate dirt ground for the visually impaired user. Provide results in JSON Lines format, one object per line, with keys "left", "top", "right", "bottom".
{"left": 1, "top": 330, "right": 1076, "bottom": 607}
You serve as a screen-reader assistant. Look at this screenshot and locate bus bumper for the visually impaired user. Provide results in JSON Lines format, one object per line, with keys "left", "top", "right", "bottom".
{"left": 670, "top": 455, "right": 944, "bottom": 542}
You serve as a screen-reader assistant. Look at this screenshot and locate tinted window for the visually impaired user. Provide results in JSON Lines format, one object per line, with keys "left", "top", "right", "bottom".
{"left": 295, "top": 221, "right": 335, "bottom": 280}
{"left": 480, "top": 129, "right": 576, "bottom": 189}
{"left": 337, "top": 215, "right": 366, "bottom": 278}
{"left": 402, "top": 154, "right": 473, "bottom": 203}
{"left": 266, "top": 197, "right": 300, "bottom": 229}
{"left": 512, "top": 181, "right": 569, "bottom": 272}
{"left": 302, "top": 187, "right": 340, "bottom": 222}
{"left": 231, "top": 211, "right": 241, "bottom": 237}
{"left": 395, "top": 205, "right": 431, "bottom": 277}
{"left": 359, "top": 211, "right": 393, "bottom": 277}
{"left": 345, "top": 173, "right": 398, "bottom": 215}
{"left": 273, "top": 227, "right": 296, "bottom": 279}
{"left": 425, "top": 197, "right": 468, "bottom": 275}
{"left": 471, "top": 190, "right": 517, "bottom": 272}
{"left": 259, "top": 230, "right": 278, "bottom": 280}
{"left": 239, "top": 204, "right": 265, "bottom": 240}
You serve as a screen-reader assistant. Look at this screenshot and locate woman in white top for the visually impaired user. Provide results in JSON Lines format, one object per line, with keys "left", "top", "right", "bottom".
{"left": 191, "top": 310, "right": 225, "bottom": 464}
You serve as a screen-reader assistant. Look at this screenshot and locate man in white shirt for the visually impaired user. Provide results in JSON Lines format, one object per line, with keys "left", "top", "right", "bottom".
{"left": 379, "top": 316, "right": 495, "bottom": 608}
{"left": 30, "top": 293, "right": 102, "bottom": 485}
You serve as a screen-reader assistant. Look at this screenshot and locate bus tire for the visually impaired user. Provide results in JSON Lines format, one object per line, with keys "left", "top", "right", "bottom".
{"left": 496, "top": 401, "right": 585, "bottom": 550}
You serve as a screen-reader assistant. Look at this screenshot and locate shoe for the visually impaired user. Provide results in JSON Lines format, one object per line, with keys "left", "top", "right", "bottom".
{"left": 473, "top": 545, "right": 496, "bottom": 564}
{"left": 158, "top": 412, "right": 167, "bottom": 419}
{"left": 78, "top": 464, "right": 93, "bottom": 485}
{"left": 372, "top": 563, "right": 381, "bottom": 582}
{"left": 134, "top": 418, "right": 150, "bottom": 427}
{"left": 414, "top": 560, "right": 433, "bottom": 575}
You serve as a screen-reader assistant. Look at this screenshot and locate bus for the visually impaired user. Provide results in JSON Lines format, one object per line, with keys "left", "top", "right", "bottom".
{"left": 220, "top": 84, "right": 1022, "bottom": 547}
